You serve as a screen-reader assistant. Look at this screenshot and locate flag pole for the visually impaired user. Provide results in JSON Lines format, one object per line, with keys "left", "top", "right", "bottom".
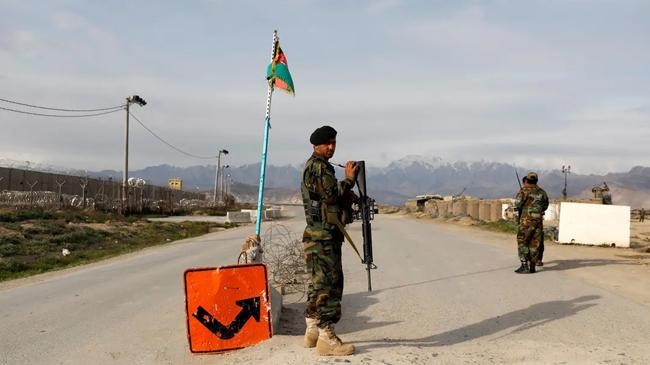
{"left": 255, "top": 30, "right": 278, "bottom": 238}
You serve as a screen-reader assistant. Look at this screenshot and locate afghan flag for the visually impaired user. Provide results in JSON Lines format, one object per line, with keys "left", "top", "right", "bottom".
{"left": 266, "top": 41, "right": 295, "bottom": 95}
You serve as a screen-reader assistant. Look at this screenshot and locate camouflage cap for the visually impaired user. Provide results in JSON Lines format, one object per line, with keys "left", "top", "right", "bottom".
{"left": 526, "top": 171, "right": 539, "bottom": 183}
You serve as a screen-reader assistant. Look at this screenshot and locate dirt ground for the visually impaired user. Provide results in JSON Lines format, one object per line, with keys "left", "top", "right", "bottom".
{"left": 630, "top": 220, "right": 650, "bottom": 250}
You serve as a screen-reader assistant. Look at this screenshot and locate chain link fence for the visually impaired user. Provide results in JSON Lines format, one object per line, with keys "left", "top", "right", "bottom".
{"left": 0, "top": 167, "right": 204, "bottom": 213}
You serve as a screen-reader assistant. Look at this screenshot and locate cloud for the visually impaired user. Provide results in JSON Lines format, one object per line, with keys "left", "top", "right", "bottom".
{"left": 1, "top": 1, "right": 648, "bottom": 175}
{"left": 0, "top": 29, "right": 44, "bottom": 55}
{"left": 52, "top": 12, "right": 85, "bottom": 30}
{"left": 51, "top": 11, "right": 119, "bottom": 48}
{"left": 365, "top": 0, "right": 403, "bottom": 15}
{"left": 391, "top": 6, "right": 563, "bottom": 77}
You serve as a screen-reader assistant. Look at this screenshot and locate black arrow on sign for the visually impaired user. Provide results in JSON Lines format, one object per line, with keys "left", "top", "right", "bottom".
{"left": 192, "top": 297, "right": 261, "bottom": 339}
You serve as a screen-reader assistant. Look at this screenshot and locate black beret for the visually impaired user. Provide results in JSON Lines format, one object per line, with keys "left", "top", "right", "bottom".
{"left": 310, "top": 125, "right": 337, "bottom": 145}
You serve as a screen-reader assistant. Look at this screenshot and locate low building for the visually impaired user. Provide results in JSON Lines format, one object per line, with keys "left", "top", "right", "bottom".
{"left": 168, "top": 178, "right": 183, "bottom": 191}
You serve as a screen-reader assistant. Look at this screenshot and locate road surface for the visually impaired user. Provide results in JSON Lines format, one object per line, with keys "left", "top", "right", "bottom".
{"left": 1, "top": 209, "right": 649, "bottom": 364}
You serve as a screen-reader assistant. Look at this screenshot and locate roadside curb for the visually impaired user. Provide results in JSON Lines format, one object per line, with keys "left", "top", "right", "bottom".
{"left": 270, "top": 285, "right": 282, "bottom": 335}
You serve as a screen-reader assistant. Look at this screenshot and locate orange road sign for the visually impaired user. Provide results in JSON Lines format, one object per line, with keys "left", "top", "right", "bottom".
{"left": 184, "top": 263, "right": 272, "bottom": 353}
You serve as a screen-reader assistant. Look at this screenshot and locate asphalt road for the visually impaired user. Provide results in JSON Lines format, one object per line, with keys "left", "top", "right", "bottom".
{"left": 1, "top": 210, "right": 649, "bottom": 364}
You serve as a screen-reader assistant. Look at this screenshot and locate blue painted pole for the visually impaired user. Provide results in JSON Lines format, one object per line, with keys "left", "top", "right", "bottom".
{"left": 255, "top": 116, "right": 272, "bottom": 236}
{"left": 255, "top": 30, "right": 278, "bottom": 237}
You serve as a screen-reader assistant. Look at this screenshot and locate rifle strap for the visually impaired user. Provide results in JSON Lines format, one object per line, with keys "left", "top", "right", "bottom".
{"left": 335, "top": 220, "right": 363, "bottom": 263}
{"left": 325, "top": 209, "right": 363, "bottom": 262}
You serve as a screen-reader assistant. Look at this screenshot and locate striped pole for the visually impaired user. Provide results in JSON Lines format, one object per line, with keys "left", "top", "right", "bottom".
{"left": 255, "top": 30, "right": 278, "bottom": 237}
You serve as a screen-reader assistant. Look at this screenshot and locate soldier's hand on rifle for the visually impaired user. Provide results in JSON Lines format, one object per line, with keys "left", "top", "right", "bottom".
{"left": 346, "top": 190, "right": 359, "bottom": 203}
{"left": 345, "top": 161, "right": 359, "bottom": 182}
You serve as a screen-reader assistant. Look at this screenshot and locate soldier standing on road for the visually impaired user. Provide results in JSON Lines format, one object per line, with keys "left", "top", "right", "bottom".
{"left": 301, "top": 125, "right": 358, "bottom": 356}
{"left": 640, "top": 208, "right": 646, "bottom": 223}
{"left": 514, "top": 172, "right": 549, "bottom": 274}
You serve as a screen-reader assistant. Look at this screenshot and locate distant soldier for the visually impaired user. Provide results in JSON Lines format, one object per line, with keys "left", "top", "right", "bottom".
{"left": 514, "top": 172, "right": 549, "bottom": 274}
{"left": 301, "top": 125, "right": 358, "bottom": 356}
{"left": 601, "top": 182, "right": 613, "bottom": 205}
{"left": 640, "top": 208, "right": 646, "bottom": 223}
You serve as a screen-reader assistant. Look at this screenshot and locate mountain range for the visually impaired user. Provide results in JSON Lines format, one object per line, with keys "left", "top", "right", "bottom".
{"left": 3, "top": 156, "right": 649, "bottom": 208}
{"left": 94, "top": 156, "right": 650, "bottom": 208}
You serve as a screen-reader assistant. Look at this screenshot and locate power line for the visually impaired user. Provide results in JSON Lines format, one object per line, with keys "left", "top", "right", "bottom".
{"left": 0, "top": 105, "right": 124, "bottom": 118}
{"left": 128, "top": 112, "right": 217, "bottom": 160}
{"left": 0, "top": 97, "right": 125, "bottom": 112}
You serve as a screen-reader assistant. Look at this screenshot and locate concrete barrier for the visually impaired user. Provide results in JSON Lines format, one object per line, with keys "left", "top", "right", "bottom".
{"left": 226, "top": 211, "right": 251, "bottom": 223}
{"left": 265, "top": 208, "right": 282, "bottom": 219}
{"left": 270, "top": 285, "right": 282, "bottom": 335}
{"left": 545, "top": 203, "right": 560, "bottom": 221}
{"left": 279, "top": 208, "right": 295, "bottom": 218}
{"left": 242, "top": 209, "right": 263, "bottom": 223}
{"left": 558, "top": 202, "right": 630, "bottom": 247}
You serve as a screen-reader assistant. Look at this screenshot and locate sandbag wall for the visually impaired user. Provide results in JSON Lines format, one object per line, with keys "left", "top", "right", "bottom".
{"left": 420, "top": 198, "right": 508, "bottom": 222}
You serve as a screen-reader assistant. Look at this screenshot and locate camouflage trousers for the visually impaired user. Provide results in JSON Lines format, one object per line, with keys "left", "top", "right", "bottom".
{"left": 517, "top": 218, "right": 543, "bottom": 262}
{"left": 304, "top": 239, "right": 344, "bottom": 327}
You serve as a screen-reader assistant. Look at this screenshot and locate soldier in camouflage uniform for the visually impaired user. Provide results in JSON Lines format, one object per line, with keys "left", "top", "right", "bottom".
{"left": 514, "top": 172, "right": 549, "bottom": 274}
{"left": 301, "top": 125, "right": 358, "bottom": 356}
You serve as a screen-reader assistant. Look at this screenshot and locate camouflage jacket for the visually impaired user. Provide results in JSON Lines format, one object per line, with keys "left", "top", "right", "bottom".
{"left": 301, "top": 153, "right": 355, "bottom": 242}
{"left": 515, "top": 185, "right": 549, "bottom": 223}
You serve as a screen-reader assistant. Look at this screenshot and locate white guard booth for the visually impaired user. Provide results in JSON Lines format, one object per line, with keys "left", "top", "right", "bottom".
{"left": 558, "top": 202, "right": 630, "bottom": 247}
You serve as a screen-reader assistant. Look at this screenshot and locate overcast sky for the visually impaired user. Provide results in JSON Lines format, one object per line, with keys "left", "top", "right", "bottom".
{"left": 1, "top": 0, "right": 649, "bottom": 174}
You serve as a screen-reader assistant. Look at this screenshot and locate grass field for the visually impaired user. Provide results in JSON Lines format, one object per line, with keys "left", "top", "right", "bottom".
{"left": 0, "top": 209, "right": 233, "bottom": 281}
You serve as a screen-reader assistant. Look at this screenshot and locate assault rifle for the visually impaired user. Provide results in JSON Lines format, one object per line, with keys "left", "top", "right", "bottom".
{"left": 333, "top": 160, "right": 378, "bottom": 292}
{"left": 515, "top": 169, "right": 522, "bottom": 224}
{"left": 353, "top": 161, "right": 378, "bottom": 292}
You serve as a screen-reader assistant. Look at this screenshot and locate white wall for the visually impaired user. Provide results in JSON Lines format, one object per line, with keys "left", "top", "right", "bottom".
{"left": 544, "top": 203, "right": 560, "bottom": 221}
{"left": 558, "top": 202, "right": 630, "bottom": 247}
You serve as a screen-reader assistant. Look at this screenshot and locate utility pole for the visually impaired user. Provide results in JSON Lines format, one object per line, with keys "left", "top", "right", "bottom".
{"left": 213, "top": 149, "right": 228, "bottom": 204}
{"left": 226, "top": 173, "right": 231, "bottom": 199}
{"left": 123, "top": 101, "right": 129, "bottom": 213}
{"left": 123, "top": 95, "right": 146, "bottom": 214}
{"left": 220, "top": 164, "right": 230, "bottom": 203}
{"left": 213, "top": 153, "right": 220, "bottom": 203}
{"left": 225, "top": 173, "right": 232, "bottom": 207}
{"left": 562, "top": 165, "right": 571, "bottom": 200}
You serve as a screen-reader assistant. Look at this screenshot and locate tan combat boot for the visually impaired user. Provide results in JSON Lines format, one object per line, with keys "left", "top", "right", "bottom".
{"left": 316, "top": 325, "right": 355, "bottom": 356}
{"left": 303, "top": 318, "right": 319, "bottom": 348}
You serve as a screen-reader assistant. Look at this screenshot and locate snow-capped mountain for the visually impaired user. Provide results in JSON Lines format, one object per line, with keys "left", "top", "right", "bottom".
{"left": 0, "top": 158, "right": 85, "bottom": 176}
{"left": 4, "top": 155, "right": 650, "bottom": 207}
